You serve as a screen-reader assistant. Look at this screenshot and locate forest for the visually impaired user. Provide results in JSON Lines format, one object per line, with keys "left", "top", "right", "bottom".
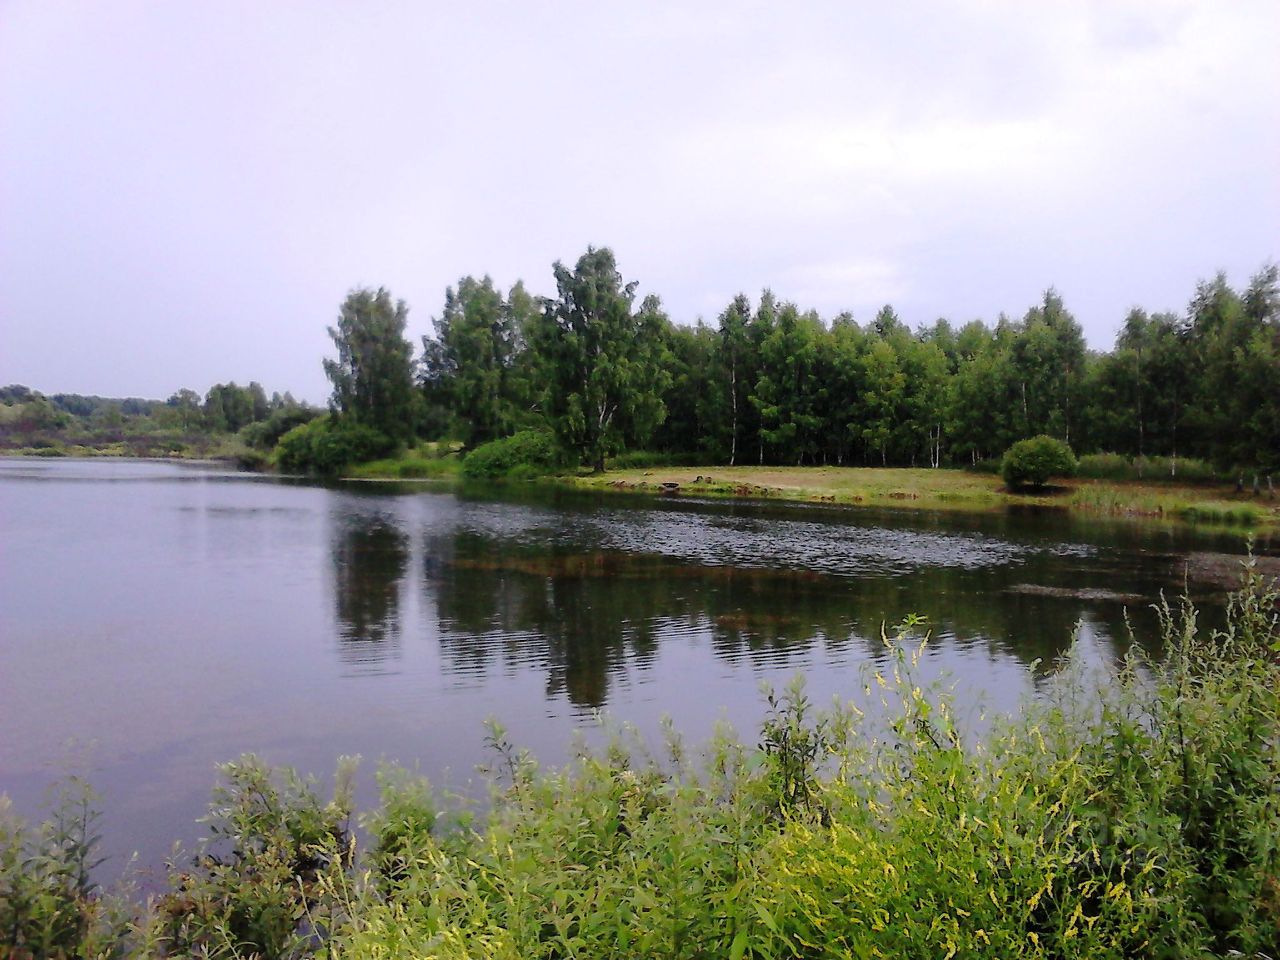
{"left": 4, "top": 249, "right": 1278, "bottom": 479}
{"left": 392, "top": 249, "right": 1280, "bottom": 477}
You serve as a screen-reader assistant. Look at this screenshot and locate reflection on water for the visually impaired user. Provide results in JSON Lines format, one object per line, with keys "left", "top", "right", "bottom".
{"left": 422, "top": 529, "right": 1144, "bottom": 710}
{"left": 331, "top": 511, "right": 407, "bottom": 671}
{"left": 0, "top": 458, "right": 1266, "bottom": 875}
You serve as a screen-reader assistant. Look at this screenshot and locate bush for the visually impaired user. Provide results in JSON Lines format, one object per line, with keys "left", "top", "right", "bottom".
{"left": 1076, "top": 453, "right": 1224, "bottom": 484}
{"left": 461, "top": 430, "right": 563, "bottom": 480}
{"left": 1076, "top": 452, "right": 1133, "bottom": 480}
{"left": 0, "top": 779, "right": 133, "bottom": 958}
{"left": 154, "top": 755, "right": 359, "bottom": 960}
{"left": 606, "top": 450, "right": 703, "bottom": 470}
{"left": 274, "top": 417, "right": 397, "bottom": 476}
{"left": 239, "top": 406, "right": 321, "bottom": 451}
{"left": 1002, "top": 435, "right": 1077, "bottom": 490}
{"left": 964, "top": 456, "right": 1003, "bottom": 475}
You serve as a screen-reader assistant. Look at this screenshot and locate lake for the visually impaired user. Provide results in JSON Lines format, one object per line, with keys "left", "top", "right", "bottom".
{"left": 0, "top": 457, "right": 1267, "bottom": 879}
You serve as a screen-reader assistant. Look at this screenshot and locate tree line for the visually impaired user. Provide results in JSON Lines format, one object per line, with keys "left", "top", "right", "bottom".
{"left": 0, "top": 380, "right": 317, "bottom": 458}
{"left": 324, "top": 247, "right": 1279, "bottom": 475}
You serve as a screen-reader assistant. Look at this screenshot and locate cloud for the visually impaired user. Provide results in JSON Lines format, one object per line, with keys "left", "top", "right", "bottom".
{"left": 0, "top": 0, "right": 1275, "bottom": 398}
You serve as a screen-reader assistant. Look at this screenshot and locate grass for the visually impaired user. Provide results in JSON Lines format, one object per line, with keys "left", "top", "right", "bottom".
{"left": 1069, "top": 482, "right": 1272, "bottom": 525}
{"left": 566, "top": 465, "right": 1280, "bottom": 527}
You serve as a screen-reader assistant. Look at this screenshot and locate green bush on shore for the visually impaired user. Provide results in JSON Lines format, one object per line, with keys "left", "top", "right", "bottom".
{"left": 3, "top": 561, "right": 1278, "bottom": 959}
{"left": 461, "top": 430, "right": 563, "bottom": 480}
{"left": 273, "top": 417, "right": 397, "bottom": 476}
{"left": 1002, "top": 435, "right": 1078, "bottom": 490}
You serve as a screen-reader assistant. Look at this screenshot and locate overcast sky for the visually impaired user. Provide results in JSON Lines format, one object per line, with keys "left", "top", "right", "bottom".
{"left": 2, "top": 1, "right": 1277, "bottom": 403}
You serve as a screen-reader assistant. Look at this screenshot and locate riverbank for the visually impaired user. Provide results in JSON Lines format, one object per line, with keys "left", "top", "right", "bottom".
{"left": 560, "top": 465, "right": 1280, "bottom": 527}
{"left": 338, "top": 455, "right": 1280, "bottom": 528}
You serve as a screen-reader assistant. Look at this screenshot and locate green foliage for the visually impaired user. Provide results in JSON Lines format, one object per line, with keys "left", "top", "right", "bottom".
{"left": 203, "top": 382, "right": 267, "bottom": 433}
{"left": 1174, "top": 501, "right": 1265, "bottom": 525}
{"left": 324, "top": 287, "right": 416, "bottom": 443}
{"left": 154, "top": 755, "right": 359, "bottom": 960}
{"left": 461, "top": 430, "right": 563, "bottom": 480}
{"left": 274, "top": 417, "right": 396, "bottom": 476}
{"left": 607, "top": 449, "right": 703, "bottom": 470}
{"left": 1077, "top": 452, "right": 1223, "bottom": 483}
{"left": 528, "top": 248, "right": 673, "bottom": 472}
{"left": 421, "top": 276, "right": 524, "bottom": 447}
{"left": 0, "top": 778, "right": 133, "bottom": 959}
{"left": 1002, "top": 434, "right": 1078, "bottom": 490}
{"left": 0, "top": 382, "right": 299, "bottom": 459}
{"left": 757, "top": 676, "right": 836, "bottom": 819}
{"left": 239, "top": 404, "right": 320, "bottom": 451}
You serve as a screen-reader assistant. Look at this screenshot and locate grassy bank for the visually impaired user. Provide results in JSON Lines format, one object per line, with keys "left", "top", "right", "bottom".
{"left": 341, "top": 442, "right": 462, "bottom": 481}
{"left": 4, "top": 566, "right": 1279, "bottom": 959}
{"left": 563, "top": 465, "right": 1280, "bottom": 527}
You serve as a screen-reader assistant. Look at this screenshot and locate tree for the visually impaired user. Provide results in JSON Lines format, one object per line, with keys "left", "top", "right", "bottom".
{"left": 166, "top": 389, "right": 203, "bottom": 432}
{"left": 203, "top": 382, "right": 256, "bottom": 432}
{"left": 654, "top": 320, "right": 729, "bottom": 460}
{"left": 324, "top": 288, "right": 415, "bottom": 443}
{"left": 858, "top": 338, "right": 906, "bottom": 466}
{"left": 718, "top": 294, "right": 752, "bottom": 465}
{"left": 422, "top": 276, "right": 516, "bottom": 447}
{"left": 529, "top": 247, "right": 671, "bottom": 471}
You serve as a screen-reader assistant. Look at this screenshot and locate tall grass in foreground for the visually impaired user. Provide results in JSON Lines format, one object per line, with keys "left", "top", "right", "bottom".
{"left": 3, "top": 565, "right": 1278, "bottom": 959}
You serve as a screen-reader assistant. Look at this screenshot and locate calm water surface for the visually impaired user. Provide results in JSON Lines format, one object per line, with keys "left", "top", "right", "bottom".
{"left": 0, "top": 458, "right": 1268, "bottom": 876}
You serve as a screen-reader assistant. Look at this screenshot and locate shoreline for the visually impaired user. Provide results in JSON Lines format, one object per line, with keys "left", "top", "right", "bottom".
{"left": 553, "top": 465, "right": 1280, "bottom": 530}
{"left": 8, "top": 449, "right": 1275, "bottom": 531}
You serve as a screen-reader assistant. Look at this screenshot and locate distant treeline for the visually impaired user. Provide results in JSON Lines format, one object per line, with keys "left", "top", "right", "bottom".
{"left": 403, "top": 250, "right": 1279, "bottom": 474}
{"left": 7, "top": 250, "right": 1278, "bottom": 475}
{"left": 0, "top": 381, "right": 318, "bottom": 458}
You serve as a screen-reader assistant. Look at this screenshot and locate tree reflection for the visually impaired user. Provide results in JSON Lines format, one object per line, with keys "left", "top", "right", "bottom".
{"left": 422, "top": 526, "right": 1149, "bottom": 711}
{"left": 331, "top": 514, "right": 408, "bottom": 667}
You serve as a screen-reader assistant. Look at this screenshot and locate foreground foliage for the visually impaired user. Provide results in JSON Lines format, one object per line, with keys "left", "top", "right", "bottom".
{"left": 3, "top": 564, "right": 1277, "bottom": 958}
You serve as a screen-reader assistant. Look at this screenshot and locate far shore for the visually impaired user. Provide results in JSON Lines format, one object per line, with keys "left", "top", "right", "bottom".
{"left": 334, "top": 456, "right": 1280, "bottom": 530}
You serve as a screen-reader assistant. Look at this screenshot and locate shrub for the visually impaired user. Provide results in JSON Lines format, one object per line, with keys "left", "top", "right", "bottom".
{"left": 1001, "top": 435, "right": 1077, "bottom": 490}
{"left": 964, "top": 456, "right": 1003, "bottom": 475}
{"left": 154, "top": 755, "right": 359, "bottom": 960}
{"left": 1076, "top": 452, "right": 1133, "bottom": 480}
{"left": 607, "top": 450, "right": 703, "bottom": 470}
{"left": 0, "top": 779, "right": 132, "bottom": 959}
{"left": 239, "top": 406, "right": 321, "bottom": 451}
{"left": 274, "top": 417, "right": 397, "bottom": 476}
{"left": 1076, "top": 453, "right": 1224, "bottom": 484}
{"left": 462, "top": 430, "right": 563, "bottom": 480}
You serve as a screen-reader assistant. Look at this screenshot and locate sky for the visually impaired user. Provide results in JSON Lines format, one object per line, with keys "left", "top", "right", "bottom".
{"left": 1, "top": 1, "right": 1277, "bottom": 404}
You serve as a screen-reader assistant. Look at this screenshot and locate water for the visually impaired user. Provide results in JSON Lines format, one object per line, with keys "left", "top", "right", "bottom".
{"left": 0, "top": 457, "right": 1266, "bottom": 879}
